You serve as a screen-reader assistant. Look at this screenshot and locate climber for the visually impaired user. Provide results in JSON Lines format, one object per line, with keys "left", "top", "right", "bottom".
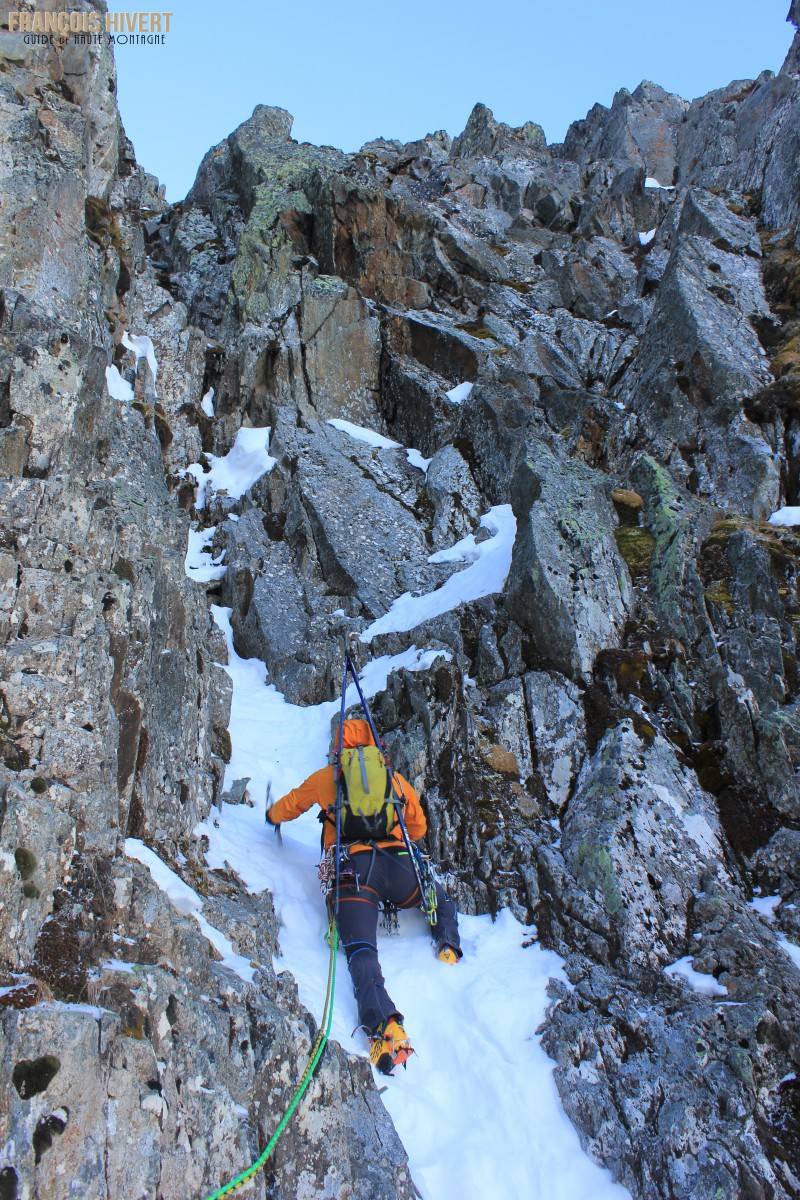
{"left": 266, "top": 716, "right": 462, "bottom": 1075}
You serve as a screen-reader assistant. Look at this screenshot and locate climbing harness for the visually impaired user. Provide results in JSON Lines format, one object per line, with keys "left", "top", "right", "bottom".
{"left": 200, "top": 917, "right": 339, "bottom": 1200}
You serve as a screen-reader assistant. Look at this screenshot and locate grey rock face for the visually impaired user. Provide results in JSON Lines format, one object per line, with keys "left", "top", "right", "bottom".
{"left": 543, "top": 235, "right": 637, "bottom": 321}
{"left": 425, "top": 443, "right": 483, "bottom": 549}
{"left": 541, "top": 920, "right": 800, "bottom": 1200}
{"left": 451, "top": 102, "right": 547, "bottom": 159}
{"left": 538, "top": 723, "right": 800, "bottom": 1200}
{"left": 613, "top": 195, "right": 778, "bottom": 517}
{"left": 282, "top": 421, "right": 436, "bottom": 620}
{"left": 561, "top": 723, "right": 735, "bottom": 972}
{"left": 563, "top": 82, "right": 688, "bottom": 183}
{"left": 524, "top": 670, "right": 585, "bottom": 814}
{"left": 508, "top": 439, "right": 633, "bottom": 681}
{"left": 782, "top": 1, "right": 800, "bottom": 74}
{"left": 1, "top": 860, "right": 416, "bottom": 1200}
{"left": 301, "top": 275, "right": 381, "bottom": 423}
{"left": 0, "top": 31, "right": 416, "bottom": 1200}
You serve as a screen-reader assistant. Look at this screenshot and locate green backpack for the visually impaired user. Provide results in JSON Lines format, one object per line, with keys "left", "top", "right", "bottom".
{"left": 338, "top": 744, "right": 398, "bottom": 842}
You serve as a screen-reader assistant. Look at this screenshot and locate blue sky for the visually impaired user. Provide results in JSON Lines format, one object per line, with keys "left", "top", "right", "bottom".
{"left": 114, "top": 0, "right": 795, "bottom": 202}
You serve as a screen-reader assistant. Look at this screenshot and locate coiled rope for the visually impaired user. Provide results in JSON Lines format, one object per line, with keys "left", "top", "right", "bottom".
{"left": 201, "top": 920, "right": 339, "bottom": 1199}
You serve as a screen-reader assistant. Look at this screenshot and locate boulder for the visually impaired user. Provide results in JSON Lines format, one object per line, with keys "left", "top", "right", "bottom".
{"left": 424, "top": 443, "right": 483, "bottom": 549}
{"left": 615, "top": 208, "right": 778, "bottom": 517}
{"left": 300, "top": 275, "right": 381, "bottom": 424}
{"left": 560, "top": 722, "right": 736, "bottom": 973}
{"left": 451, "top": 103, "right": 547, "bottom": 160}
{"left": 563, "top": 82, "right": 688, "bottom": 184}
{"left": 508, "top": 439, "right": 633, "bottom": 680}
{"left": 524, "top": 670, "right": 586, "bottom": 813}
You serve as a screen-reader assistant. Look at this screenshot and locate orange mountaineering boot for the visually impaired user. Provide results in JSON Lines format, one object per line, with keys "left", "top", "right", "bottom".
{"left": 369, "top": 1017, "right": 413, "bottom": 1075}
{"left": 437, "top": 944, "right": 460, "bottom": 964}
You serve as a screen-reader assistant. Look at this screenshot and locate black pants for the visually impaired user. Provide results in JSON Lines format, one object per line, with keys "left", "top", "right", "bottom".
{"left": 333, "top": 845, "right": 461, "bottom": 1034}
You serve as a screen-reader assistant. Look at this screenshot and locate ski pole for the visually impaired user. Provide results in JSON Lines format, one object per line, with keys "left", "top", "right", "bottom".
{"left": 394, "top": 803, "right": 436, "bottom": 921}
{"left": 342, "top": 648, "right": 433, "bottom": 914}
{"left": 333, "top": 636, "right": 348, "bottom": 918}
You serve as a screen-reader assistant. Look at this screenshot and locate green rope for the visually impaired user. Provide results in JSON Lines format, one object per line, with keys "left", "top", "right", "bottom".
{"left": 201, "top": 921, "right": 339, "bottom": 1200}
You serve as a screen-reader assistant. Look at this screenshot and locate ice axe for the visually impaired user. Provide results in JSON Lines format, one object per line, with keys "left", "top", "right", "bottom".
{"left": 265, "top": 780, "right": 282, "bottom": 846}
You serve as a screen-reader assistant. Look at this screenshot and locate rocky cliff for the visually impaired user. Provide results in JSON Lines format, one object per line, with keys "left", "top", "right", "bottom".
{"left": 1, "top": 1, "right": 800, "bottom": 1197}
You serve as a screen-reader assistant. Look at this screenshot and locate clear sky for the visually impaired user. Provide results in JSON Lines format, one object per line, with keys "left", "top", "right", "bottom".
{"left": 114, "top": 0, "right": 795, "bottom": 203}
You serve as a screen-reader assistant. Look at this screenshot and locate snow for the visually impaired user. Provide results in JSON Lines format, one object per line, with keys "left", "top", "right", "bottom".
{"left": 194, "top": 606, "right": 630, "bottom": 1200}
{"left": 406, "top": 448, "right": 433, "bottom": 474}
{"left": 327, "top": 418, "right": 400, "bottom": 450}
{"left": 644, "top": 177, "right": 675, "bottom": 190}
{"left": 750, "top": 894, "right": 782, "bottom": 919}
{"left": 200, "top": 387, "right": 215, "bottom": 418}
{"left": 185, "top": 426, "right": 276, "bottom": 510}
{"left": 638, "top": 229, "right": 656, "bottom": 246}
{"left": 122, "top": 330, "right": 159, "bottom": 383}
{"left": 663, "top": 956, "right": 728, "bottom": 997}
{"left": 445, "top": 381, "right": 473, "bottom": 405}
{"left": 779, "top": 936, "right": 800, "bottom": 970}
{"left": 327, "top": 417, "right": 432, "bottom": 476}
{"left": 124, "top": 838, "right": 255, "bottom": 982}
{"left": 49, "top": 1001, "right": 105, "bottom": 1017}
{"left": 105, "top": 364, "right": 133, "bottom": 402}
{"left": 185, "top": 526, "right": 226, "bottom": 583}
{"left": 207, "top": 605, "right": 448, "bottom": 804}
{"left": 768, "top": 507, "right": 800, "bottom": 528}
{"left": 361, "top": 505, "right": 517, "bottom": 644}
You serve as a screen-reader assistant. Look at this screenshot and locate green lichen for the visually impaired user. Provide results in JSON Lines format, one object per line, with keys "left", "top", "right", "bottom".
{"left": 703, "top": 579, "right": 735, "bottom": 611}
{"left": 703, "top": 514, "right": 800, "bottom": 582}
{"left": 637, "top": 455, "right": 693, "bottom": 550}
{"left": 85, "top": 196, "right": 125, "bottom": 254}
{"left": 454, "top": 322, "right": 496, "bottom": 340}
{"left": 228, "top": 143, "right": 334, "bottom": 320}
{"left": 703, "top": 517, "right": 743, "bottom": 546}
{"left": 120, "top": 1009, "right": 146, "bottom": 1040}
{"left": 632, "top": 715, "right": 656, "bottom": 745}
{"left": 575, "top": 842, "right": 622, "bottom": 915}
{"left": 614, "top": 526, "right": 656, "bottom": 581}
{"left": 306, "top": 274, "right": 347, "bottom": 297}
{"left": 727, "top": 1046, "right": 754, "bottom": 1087}
{"left": 212, "top": 726, "right": 232, "bottom": 764}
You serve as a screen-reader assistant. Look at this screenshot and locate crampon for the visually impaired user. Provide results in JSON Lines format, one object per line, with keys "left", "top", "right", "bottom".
{"left": 369, "top": 1018, "right": 414, "bottom": 1075}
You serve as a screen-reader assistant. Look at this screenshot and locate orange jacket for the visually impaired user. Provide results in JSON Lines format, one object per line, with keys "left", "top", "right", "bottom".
{"left": 267, "top": 721, "right": 426, "bottom": 851}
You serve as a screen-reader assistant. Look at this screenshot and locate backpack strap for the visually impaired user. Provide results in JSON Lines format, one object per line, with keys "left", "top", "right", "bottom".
{"left": 357, "top": 746, "right": 369, "bottom": 793}
{"left": 321, "top": 766, "right": 404, "bottom": 841}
